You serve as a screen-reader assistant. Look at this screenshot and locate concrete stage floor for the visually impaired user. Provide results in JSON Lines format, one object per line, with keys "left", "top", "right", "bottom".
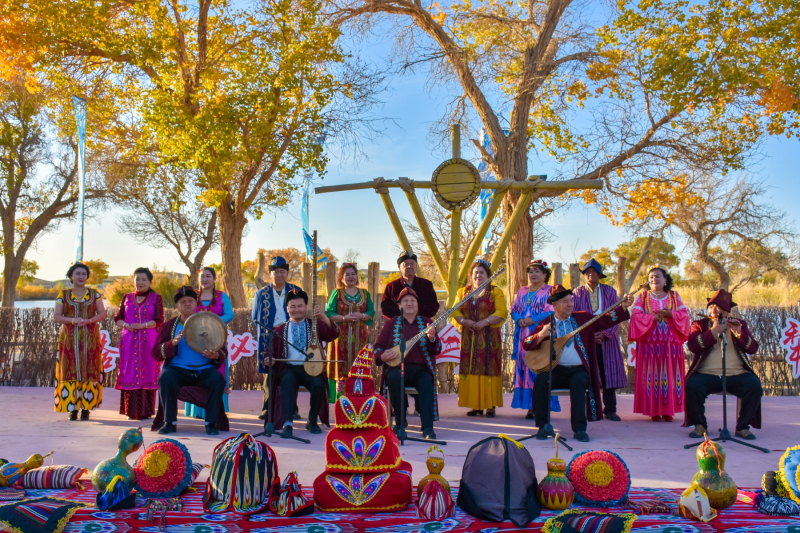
{"left": 1, "top": 387, "right": 797, "bottom": 489}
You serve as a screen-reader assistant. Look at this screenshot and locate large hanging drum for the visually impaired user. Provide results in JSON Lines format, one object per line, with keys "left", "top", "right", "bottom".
{"left": 183, "top": 311, "right": 227, "bottom": 353}
{"left": 431, "top": 158, "right": 482, "bottom": 211}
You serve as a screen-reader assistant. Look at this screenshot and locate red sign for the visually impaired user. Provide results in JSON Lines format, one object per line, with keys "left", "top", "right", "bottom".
{"left": 100, "top": 329, "right": 119, "bottom": 372}
{"left": 626, "top": 342, "right": 637, "bottom": 368}
{"left": 780, "top": 317, "right": 800, "bottom": 379}
{"left": 437, "top": 323, "right": 461, "bottom": 364}
{"left": 226, "top": 331, "right": 258, "bottom": 366}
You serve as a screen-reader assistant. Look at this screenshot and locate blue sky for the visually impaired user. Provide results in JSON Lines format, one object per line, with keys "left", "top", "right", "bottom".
{"left": 28, "top": 34, "right": 800, "bottom": 282}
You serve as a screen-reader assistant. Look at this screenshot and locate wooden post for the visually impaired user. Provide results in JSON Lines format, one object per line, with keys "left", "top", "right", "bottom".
{"left": 553, "top": 263, "right": 563, "bottom": 285}
{"left": 617, "top": 256, "right": 627, "bottom": 296}
{"left": 404, "top": 188, "right": 449, "bottom": 284}
{"left": 458, "top": 188, "right": 505, "bottom": 285}
{"left": 569, "top": 264, "right": 580, "bottom": 289}
{"left": 367, "top": 262, "right": 380, "bottom": 301}
{"left": 490, "top": 187, "right": 537, "bottom": 272}
{"left": 302, "top": 262, "right": 312, "bottom": 295}
{"left": 452, "top": 124, "right": 461, "bottom": 158}
{"left": 447, "top": 207, "right": 462, "bottom": 306}
{"left": 325, "top": 261, "right": 337, "bottom": 298}
{"left": 255, "top": 251, "right": 267, "bottom": 289}
{"left": 375, "top": 180, "right": 412, "bottom": 252}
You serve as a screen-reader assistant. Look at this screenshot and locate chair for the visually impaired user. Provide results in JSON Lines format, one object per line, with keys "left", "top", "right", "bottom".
{"left": 151, "top": 386, "right": 230, "bottom": 432}
{"left": 384, "top": 385, "right": 420, "bottom": 428}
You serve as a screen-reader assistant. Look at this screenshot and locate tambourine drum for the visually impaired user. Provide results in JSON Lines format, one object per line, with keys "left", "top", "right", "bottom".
{"left": 183, "top": 311, "right": 227, "bottom": 353}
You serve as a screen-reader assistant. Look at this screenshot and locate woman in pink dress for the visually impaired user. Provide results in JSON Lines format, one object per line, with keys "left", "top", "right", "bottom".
{"left": 628, "top": 265, "right": 691, "bottom": 421}
{"left": 114, "top": 267, "right": 164, "bottom": 420}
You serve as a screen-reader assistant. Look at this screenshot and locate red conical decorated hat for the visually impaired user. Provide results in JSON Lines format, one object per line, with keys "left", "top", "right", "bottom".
{"left": 344, "top": 345, "right": 376, "bottom": 397}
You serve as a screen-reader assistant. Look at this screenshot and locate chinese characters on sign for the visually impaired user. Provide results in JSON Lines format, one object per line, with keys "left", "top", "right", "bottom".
{"left": 100, "top": 330, "right": 119, "bottom": 372}
{"left": 779, "top": 317, "right": 800, "bottom": 379}
{"left": 626, "top": 342, "right": 637, "bottom": 368}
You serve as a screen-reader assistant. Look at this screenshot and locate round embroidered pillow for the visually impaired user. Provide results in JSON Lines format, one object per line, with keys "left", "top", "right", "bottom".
{"left": 566, "top": 450, "right": 631, "bottom": 507}
{"left": 134, "top": 439, "right": 193, "bottom": 498}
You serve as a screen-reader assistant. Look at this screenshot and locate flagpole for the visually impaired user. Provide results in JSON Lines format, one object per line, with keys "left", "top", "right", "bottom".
{"left": 72, "top": 96, "right": 87, "bottom": 262}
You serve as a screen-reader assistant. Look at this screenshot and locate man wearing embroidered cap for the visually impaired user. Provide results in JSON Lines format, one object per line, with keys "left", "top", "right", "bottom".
{"left": 571, "top": 258, "right": 626, "bottom": 421}
{"left": 381, "top": 251, "right": 441, "bottom": 320}
{"left": 685, "top": 289, "right": 763, "bottom": 440}
{"left": 523, "top": 285, "right": 634, "bottom": 442}
{"left": 252, "top": 256, "right": 301, "bottom": 419}
{"left": 374, "top": 287, "right": 442, "bottom": 440}
{"left": 152, "top": 286, "right": 228, "bottom": 435}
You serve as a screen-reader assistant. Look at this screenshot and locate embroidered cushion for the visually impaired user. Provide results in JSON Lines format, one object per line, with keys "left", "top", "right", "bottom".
{"left": 313, "top": 460, "right": 413, "bottom": 513}
{"left": 191, "top": 463, "right": 206, "bottom": 483}
{"left": 755, "top": 491, "right": 800, "bottom": 516}
{"left": 268, "top": 471, "right": 314, "bottom": 517}
{"left": 133, "top": 439, "right": 193, "bottom": 498}
{"left": 542, "top": 510, "right": 636, "bottom": 533}
{"left": 15, "top": 465, "right": 88, "bottom": 490}
{"left": 325, "top": 427, "right": 402, "bottom": 473}
{"left": 0, "top": 497, "right": 88, "bottom": 533}
{"left": 334, "top": 394, "right": 389, "bottom": 429}
{"left": 566, "top": 450, "right": 631, "bottom": 507}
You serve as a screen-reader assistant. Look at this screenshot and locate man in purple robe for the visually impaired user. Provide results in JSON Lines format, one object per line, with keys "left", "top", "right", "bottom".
{"left": 571, "top": 259, "right": 626, "bottom": 421}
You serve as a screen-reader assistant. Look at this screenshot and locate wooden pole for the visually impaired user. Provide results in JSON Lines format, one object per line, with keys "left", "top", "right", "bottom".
{"left": 553, "top": 263, "right": 563, "bottom": 285}
{"left": 316, "top": 178, "right": 601, "bottom": 194}
{"left": 302, "top": 262, "right": 312, "bottom": 295}
{"left": 452, "top": 124, "right": 461, "bottom": 159}
{"left": 447, "top": 207, "right": 462, "bottom": 306}
{"left": 490, "top": 189, "right": 537, "bottom": 272}
{"left": 375, "top": 183, "right": 412, "bottom": 252}
{"left": 458, "top": 188, "right": 505, "bottom": 285}
{"left": 569, "top": 264, "right": 581, "bottom": 289}
{"left": 404, "top": 188, "right": 449, "bottom": 283}
{"left": 617, "top": 256, "right": 627, "bottom": 297}
{"left": 367, "top": 262, "right": 380, "bottom": 301}
{"left": 325, "top": 261, "right": 337, "bottom": 298}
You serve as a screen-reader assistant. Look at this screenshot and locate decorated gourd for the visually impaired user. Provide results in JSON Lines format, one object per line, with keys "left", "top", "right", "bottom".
{"left": 92, "top": 427, "right": 143, "bottom": 493}
{"left": 678, "top": 481, "right": 718, "bottom": 522}
{"left": 418, "top": 446, "right": 449, "bottom": 494}
{"left": 692, "top": 437, "right": 737, "bottom": 509}
{"left": 537, "top": 434, "right": 575, "bottom": 510}
{"left": 0, "top": 450, "right": 54, "bottom": 487}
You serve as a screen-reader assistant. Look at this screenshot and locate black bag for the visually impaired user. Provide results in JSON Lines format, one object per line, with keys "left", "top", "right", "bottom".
{"left": 457, "top": 435, "right": 541, "bottom": 526}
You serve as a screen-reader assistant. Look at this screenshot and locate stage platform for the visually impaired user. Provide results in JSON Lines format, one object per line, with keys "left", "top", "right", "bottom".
{"left": 0, "top": 387, "right": 797, "bottom": 488}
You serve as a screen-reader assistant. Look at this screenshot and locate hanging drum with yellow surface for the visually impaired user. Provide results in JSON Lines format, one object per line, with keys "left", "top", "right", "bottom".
{"left": 431, "top": 158, "right": 481, "bottom": 211}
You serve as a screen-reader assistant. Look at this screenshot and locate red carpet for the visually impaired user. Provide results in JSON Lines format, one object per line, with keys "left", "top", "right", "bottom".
{"left": 17, "top": 482, "right": 794, "bottom": 532}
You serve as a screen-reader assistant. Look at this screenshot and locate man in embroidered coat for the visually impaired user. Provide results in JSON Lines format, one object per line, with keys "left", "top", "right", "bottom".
{"left": 571, "top": 258, "right": 627, "bottom": 421}
{"left": 381, "top": 251, "right": 441, "bottom": 319}
{"left": 523, "top": 285, "right": 634, "bottom": 442}
{"left": 374, "top": 287, "right": 442, "bottom": 440}
{"left": 267, "top": 289, "right": 340, "bottom": 436}
{"left": 252, "top": 256, "right": 301, "bottom": 418}
{"left": 152, "top": 286, "right": 227, "bottom": 435}
{"left": 685, "top": 289, "right": 762, "bottom": 440}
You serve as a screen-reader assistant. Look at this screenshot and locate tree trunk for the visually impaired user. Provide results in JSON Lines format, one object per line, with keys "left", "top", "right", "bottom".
{"left": 217, "top": 203, "right": 248, "bottom": 307}
{"left": 502, "top": 190, "right": 533, "bottom": 303}
{"left": 2, "top": 253, "right": 22, "bottom": 308}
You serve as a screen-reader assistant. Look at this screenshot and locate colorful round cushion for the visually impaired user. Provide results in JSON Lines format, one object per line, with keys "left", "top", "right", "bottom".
{"left": 778, "top": 445, "right": 800, "bottom": 505}
{"left": 566, "top": 450, "right": 631, "bottom": 507}
{"left": 134, "top": 439, "right": 193, "bottom": 498}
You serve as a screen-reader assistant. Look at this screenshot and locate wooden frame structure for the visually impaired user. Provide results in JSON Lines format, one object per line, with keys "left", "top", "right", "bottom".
{"left": 315, "top": 126, "right": 603, "bottom": 305}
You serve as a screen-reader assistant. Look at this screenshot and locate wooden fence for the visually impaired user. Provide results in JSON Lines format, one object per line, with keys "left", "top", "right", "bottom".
{"left": 1, "top": 305, "right": 798, "bottom": 397}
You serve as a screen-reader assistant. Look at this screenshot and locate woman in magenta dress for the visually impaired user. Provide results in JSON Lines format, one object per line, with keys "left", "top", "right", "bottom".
{"left": 628, "top": 265, "right": 691, "bottom": 421}
{"left": 114, "top": 267, "right": 164, "bottom": 420}
{"left": 185, "top": 267, "right": 233, "bottom": 418}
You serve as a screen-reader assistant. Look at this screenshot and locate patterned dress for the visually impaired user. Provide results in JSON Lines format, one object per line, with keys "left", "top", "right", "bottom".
{"left": 55, "top": 289, "right": 104, "bottom": 412}
{"left": 115, "top": 290, "right": 164, "bottom": 419}
{"left": 452, "top": 285, "right": 508, "bottom": 410}
{"left": 325, "top": 288, "right": 374, "bottom": 402}
{"left": 509, "top": 284, "right": 560, "bottom": 411}
{"left": 629, "top": 291, "right": 691, "bottom": 417}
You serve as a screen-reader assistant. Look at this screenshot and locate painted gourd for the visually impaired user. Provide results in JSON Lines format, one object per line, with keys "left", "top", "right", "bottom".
{"left": 418, "top": 446, "right": 450, "bottom": 494}
{"left": 537, "top": 435, "right": 575, "bottom": 510}
{"left": 692, "top": 438, "right": 737, "bottom": 509}
{"left": 92, "top": 427, "right": 144, "bottom": 493}
{"left": 0, "top": 451, "right": 54, "bottom": 487}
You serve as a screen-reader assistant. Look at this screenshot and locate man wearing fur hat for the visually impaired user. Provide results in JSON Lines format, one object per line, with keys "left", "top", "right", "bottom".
{"left": 685, "top": 289, "right": 763, "bottom": 440}
{"left": 381, "top": 250, "right": 441, "bottom": 319}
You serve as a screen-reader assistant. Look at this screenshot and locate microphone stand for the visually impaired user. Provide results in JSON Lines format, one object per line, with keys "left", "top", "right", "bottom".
{"left": 252, "top": 324, "right": 310, "bottom": 444}
{"left": 685, "top": 316, "right": 768, "bottom": 453}
{"left": 519, "top": 312, "right": 572, "bottom": 451}
{"left": 393, "top": 335, "right": 447, "bottom": 446}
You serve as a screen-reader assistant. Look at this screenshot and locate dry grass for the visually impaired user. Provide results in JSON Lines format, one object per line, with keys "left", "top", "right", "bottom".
{"left": 676, "top": 280, "right": 800, "bottom": 307}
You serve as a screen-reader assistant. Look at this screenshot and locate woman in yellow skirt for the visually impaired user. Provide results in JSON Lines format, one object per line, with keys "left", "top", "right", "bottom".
{"left": 452, "top": 259, "right": 507, "bottom": 417}
{"left": 53, "top": 262, "right": 106, "bottom": 420}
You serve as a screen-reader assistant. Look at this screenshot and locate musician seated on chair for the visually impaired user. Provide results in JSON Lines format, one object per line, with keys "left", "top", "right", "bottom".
{"left": 153, "top": 286, "right": 227, "bottom": 436}
{"left": 522, "top": 285, "right": 634, "bottom": 443}
{"left": 269, "top": 289, "right": 339, "bottom": 437}
{"left": 685, "top": 289, "right": 762, "bottom": 440}
{"left": 374, "top": 287, "right": 441, "bottom": 440}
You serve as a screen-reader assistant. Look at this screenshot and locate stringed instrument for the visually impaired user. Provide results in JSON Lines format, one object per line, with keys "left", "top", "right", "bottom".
{"left": 385, "top": 267, "right": 506, "bottom": 367}
{"left": 304, "top": 230, "right": 326, "bottom": 377}
{"left": 524, "top": 282, "right": 648, "bottom": 374}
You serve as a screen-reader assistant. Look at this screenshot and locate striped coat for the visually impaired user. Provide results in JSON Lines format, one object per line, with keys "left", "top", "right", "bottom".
{"left": 571, "top": 284, "right": 628, "bottom": 389}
